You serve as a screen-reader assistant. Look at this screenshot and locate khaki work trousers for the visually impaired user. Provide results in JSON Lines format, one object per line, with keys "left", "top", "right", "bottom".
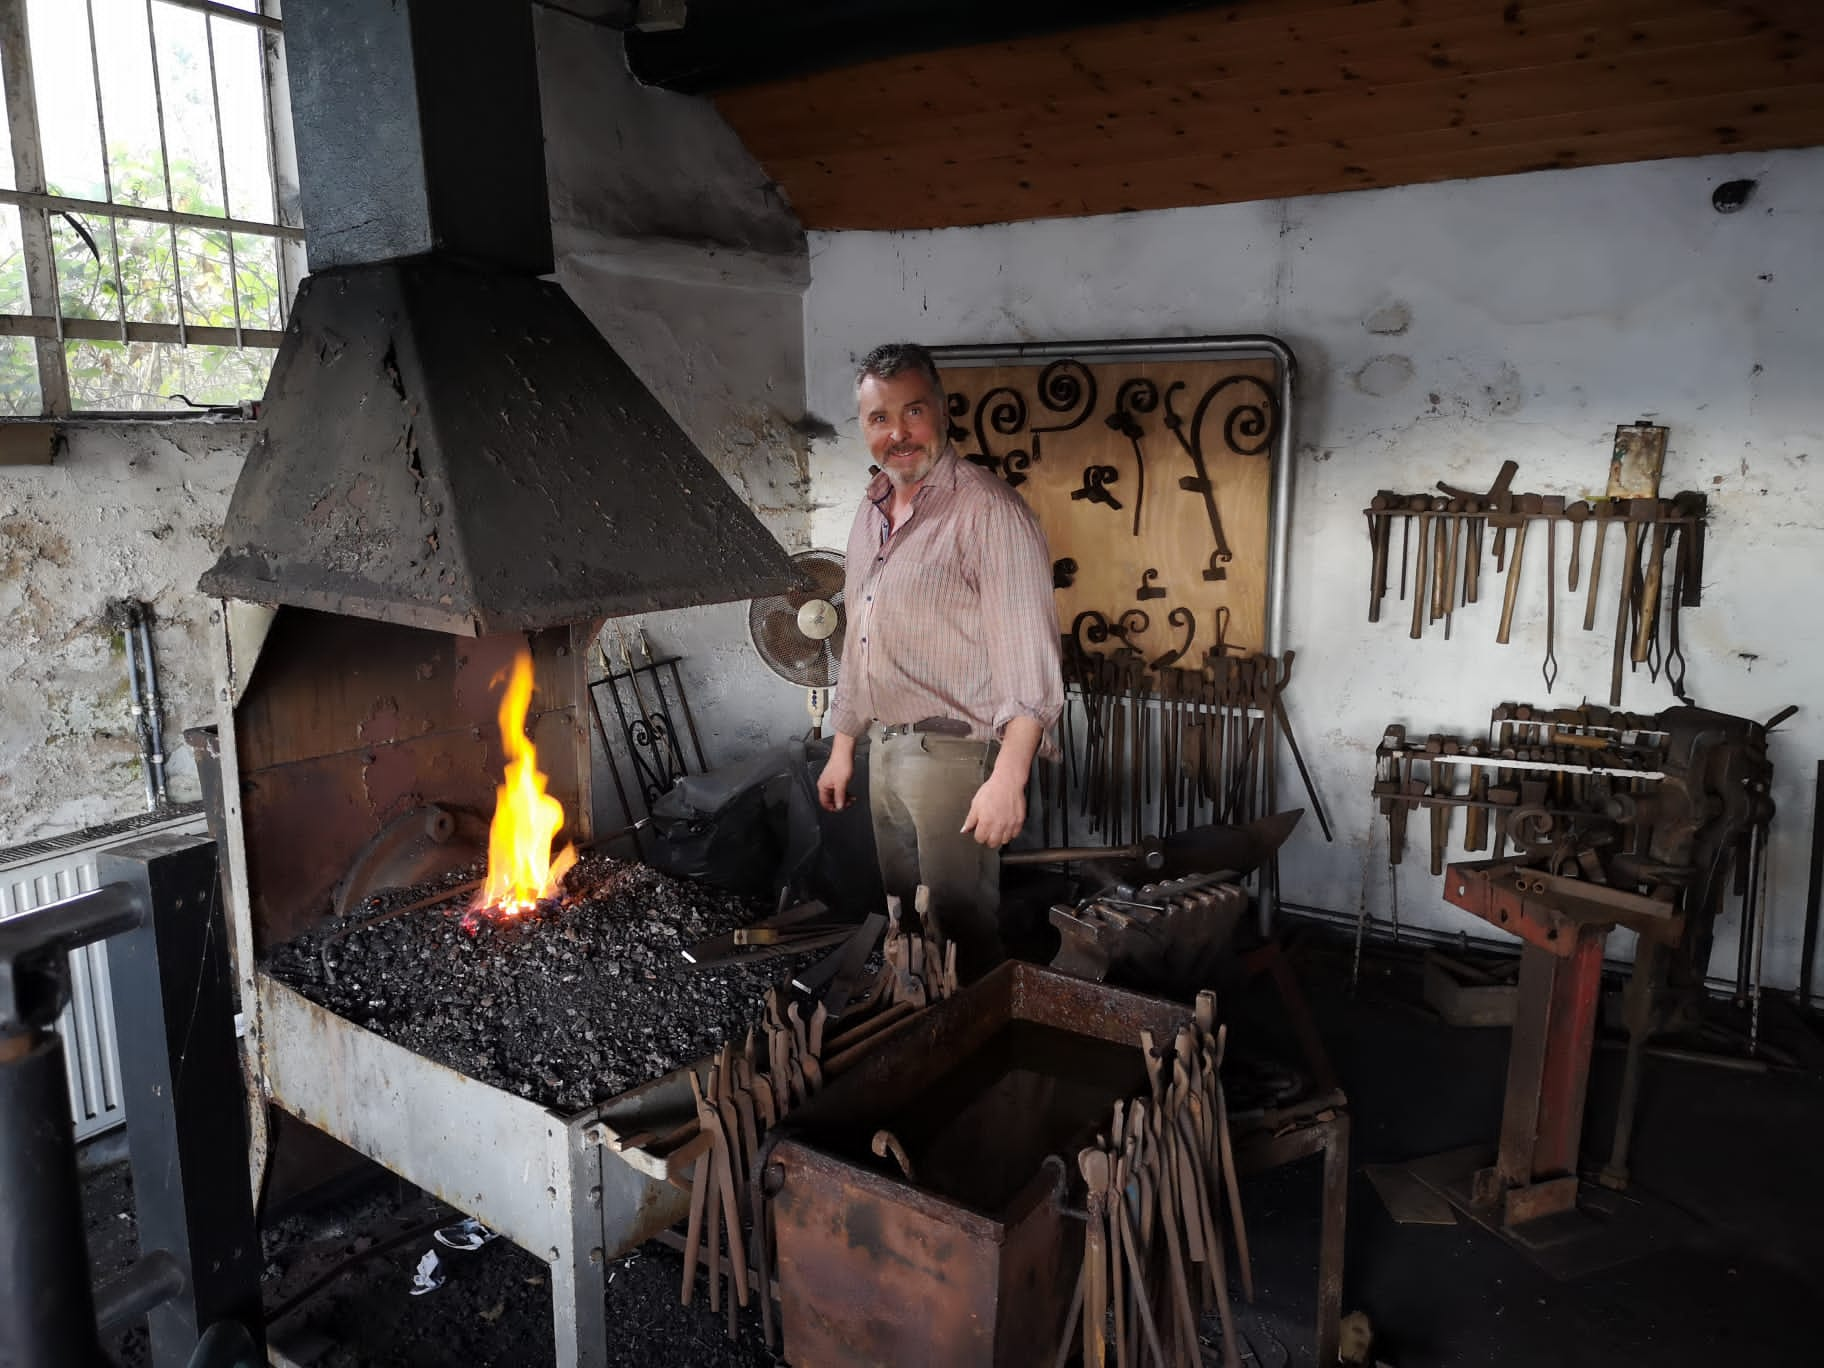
{"left": 867, "top": 723, "right": 1002, "bottom": 983}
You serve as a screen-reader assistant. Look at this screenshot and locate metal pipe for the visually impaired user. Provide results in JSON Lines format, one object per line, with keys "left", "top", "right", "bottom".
{"left": 121, "top": 607, "right": 158, "bottom": 811}
{"left": 0, "top": 1031, "right": 102, "bottom": 1366}
{"left": 94, "top": 1249, "right": 187, "bottom": 1338}
{"left": 1802, "top": 760, "right": 1824, "bottom": 1010}
{"left": 0, "top": 883, "right": 146, "bottom": 963}
{"left": 135, "top": 609, "right": 170, "bottom": 806}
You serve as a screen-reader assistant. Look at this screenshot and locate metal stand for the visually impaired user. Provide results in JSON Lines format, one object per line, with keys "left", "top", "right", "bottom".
{"left": 0, "top": 834, "right": 261, "bottom": 1368}
{"left": 1439, "top": 859, "right": 1684, "bottom": 1230}
{"left": 101, "top": 834, "right": 264, "bottom": 1368}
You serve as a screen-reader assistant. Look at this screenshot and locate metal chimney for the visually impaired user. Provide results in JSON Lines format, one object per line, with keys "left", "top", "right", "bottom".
{"left": 200, "top": 0, "right": 798, "bottom": 634}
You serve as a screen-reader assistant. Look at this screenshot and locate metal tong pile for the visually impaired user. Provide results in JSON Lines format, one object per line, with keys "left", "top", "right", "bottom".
{"left": 680, "top": 893, "right": 957, "bottom": 1344}
{"left": 1063, "top": 991, "right": 1252, "bottom": 1368}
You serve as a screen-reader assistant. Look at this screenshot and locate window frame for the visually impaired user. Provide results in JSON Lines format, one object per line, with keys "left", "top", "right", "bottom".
{"left": 0, "top": 0, "right": 304, "bottom": 421}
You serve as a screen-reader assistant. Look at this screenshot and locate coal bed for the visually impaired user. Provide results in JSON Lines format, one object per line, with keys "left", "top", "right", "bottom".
{"left": 267, "top": 855, "right": 811, "bottom": 1113}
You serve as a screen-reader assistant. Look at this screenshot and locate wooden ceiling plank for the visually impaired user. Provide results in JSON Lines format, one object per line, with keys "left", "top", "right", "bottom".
{"left": 735, "top": 29, "right": 1822, "bottom": 182}
{"left": 717, "top": 0, "right": 1801, "bottom": 150}
{"left": 756, "top": 53, "right": 1823, "bottom": 195}
{"left": 769, "top": 86, "right": 1822, "bottom": 229}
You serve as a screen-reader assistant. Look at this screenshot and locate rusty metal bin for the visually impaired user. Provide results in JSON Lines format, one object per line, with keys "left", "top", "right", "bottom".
{"left": 768, "top": 962, "right": 1189, "bottom": 1367}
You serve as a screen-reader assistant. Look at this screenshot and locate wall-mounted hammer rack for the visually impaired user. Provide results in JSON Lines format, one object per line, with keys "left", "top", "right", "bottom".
{"left": 1373, "top": 702, "right": 1669, "bottom": 878}
{"left": 1364, "top": 470, "right": 1708, "bottom": 704}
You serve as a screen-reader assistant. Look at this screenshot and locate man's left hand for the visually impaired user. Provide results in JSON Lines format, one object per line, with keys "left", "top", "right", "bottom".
{"left": 961, "top": 773, "right": 1026, "bottom": 849}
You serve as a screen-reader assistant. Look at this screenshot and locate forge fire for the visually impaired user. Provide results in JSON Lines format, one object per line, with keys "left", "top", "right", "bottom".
{"left": 474, "top": 648, "right": 577, "bottom": 920}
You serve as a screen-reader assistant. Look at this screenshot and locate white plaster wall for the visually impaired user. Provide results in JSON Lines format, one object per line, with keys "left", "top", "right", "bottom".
{"left": 0, "top": 423, "right": 252, "bottom": 844}
{"left": 803, "top": 147, "right": 1824, "bottom": 990}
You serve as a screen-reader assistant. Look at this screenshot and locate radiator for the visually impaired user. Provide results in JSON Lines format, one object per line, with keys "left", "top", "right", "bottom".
{"left": 0, "top": 805, "right": 207, "bottom": 1141}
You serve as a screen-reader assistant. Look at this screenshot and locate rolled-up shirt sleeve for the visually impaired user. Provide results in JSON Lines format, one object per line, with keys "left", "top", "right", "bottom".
{"left": 973, "top": 491, "right": 1065, "bottom": 758}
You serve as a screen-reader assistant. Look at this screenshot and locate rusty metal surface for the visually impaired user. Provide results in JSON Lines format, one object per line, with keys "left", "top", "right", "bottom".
{"left": 232, "top": 611, "right": 587, "bottom": 948}
{"left": 1444, "top": 858, "right": 1683, "bottom": 959}
{"left": 769, "top": 963, "right": 1187, "bottom": 1367}
{"left": 198, "top": 259, "right": 798, "bottom": 636}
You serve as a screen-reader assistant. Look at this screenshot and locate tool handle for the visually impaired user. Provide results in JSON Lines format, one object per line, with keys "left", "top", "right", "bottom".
{"left": 1631, "top": 524, "right": 1669, "bottom": 664}
{"left": 1496, "top": 520, "right": 1528, "bottom": 644}
{"left": 1409, "top": 515, "right": 1431, "bottom": 640}
{"left": 1368, "top": 513, "right": 1390, "bottom": 622}
{"left": 1582, "top": 518, "right": 1608, "bottom": 631}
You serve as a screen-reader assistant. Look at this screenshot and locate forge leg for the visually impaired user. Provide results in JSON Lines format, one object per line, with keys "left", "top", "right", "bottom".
{"left": 552, "top": 1136, "right": 609, "bottom": 1368}
{"left": 1483, "top": 933, "right": 1606, "bottom": 1225}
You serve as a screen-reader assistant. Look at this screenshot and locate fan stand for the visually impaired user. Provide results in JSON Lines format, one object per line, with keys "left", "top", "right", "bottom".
{"left": 806, "top": 687, "right": 831, "bottom": 739}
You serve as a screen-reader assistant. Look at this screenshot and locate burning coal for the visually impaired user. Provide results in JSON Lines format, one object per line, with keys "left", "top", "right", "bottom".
{"left": 474, "top": 648, "right": 577, "bottom": 917}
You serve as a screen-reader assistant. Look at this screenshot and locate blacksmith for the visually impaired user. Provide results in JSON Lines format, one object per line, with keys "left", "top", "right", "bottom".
{"left": 816, "top": 342, "right": 1064, "bottom": 980}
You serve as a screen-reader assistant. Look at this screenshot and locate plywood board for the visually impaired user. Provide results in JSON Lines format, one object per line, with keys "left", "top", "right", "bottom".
{"left": 940, "top": 353, "right": 1280, "bottom": 669}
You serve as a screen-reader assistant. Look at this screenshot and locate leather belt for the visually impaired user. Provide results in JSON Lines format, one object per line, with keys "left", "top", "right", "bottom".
{"left": 877, "top": 717, "right": 973, "bottom": 740}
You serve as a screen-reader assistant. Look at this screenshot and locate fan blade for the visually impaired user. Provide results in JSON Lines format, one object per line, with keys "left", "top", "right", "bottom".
{"left": 759, "top": 615, "right": 823, "bottom": 678}
{"left": 797, "top": 553, "right": 845, "bottom": 598}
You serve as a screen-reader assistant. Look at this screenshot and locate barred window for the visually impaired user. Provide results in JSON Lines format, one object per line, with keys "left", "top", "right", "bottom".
{"left": 0, "top": 0, "right": 302, "bottom": 417}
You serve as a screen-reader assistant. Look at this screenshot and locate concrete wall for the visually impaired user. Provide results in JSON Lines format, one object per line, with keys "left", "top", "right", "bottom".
{"left": 537, "top": 11, "right": 817, "bottom": 821}
{"left": 0, "top": 423, "right": 252, "bottom": 843}
{"left": 803, "top": 147, "right": 1824, "bottom": 990}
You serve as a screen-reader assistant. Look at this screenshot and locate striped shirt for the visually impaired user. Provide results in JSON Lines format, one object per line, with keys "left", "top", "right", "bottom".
{"left": 829, "top": 447, "right": 1064, "bottom": 757}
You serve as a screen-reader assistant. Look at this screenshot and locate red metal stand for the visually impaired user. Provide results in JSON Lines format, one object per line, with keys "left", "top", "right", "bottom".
{"left": 1443, "top": 859, "right": 1683, "bottom": 1228}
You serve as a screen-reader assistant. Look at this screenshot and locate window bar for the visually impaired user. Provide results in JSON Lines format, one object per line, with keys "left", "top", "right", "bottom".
{"left": 203, "top": 13, "right": 243, "bottom": 346}
{"left": 162, "top": 0, "right": 281, "bottom": 33}
{"left": 145, "top": 0, "right": 187, "bottom": 350}
{"left": 258, "top": 0, "right": 294, "bottom": 329}
{"left": 0, "top": 0, "right": 71, "bottom": 413}
{"left": 84, "top": 0, "right": 130, "bottom": 344}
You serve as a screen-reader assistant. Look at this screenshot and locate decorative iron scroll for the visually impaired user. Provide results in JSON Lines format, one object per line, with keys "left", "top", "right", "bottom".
{"left": 940, "top": 346, "right": 1283, "bottom": 682}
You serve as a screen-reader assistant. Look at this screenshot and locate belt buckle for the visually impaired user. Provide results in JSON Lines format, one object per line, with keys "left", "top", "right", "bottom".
{"left": 880, "top": 722, "right": 911, "bottom": 740}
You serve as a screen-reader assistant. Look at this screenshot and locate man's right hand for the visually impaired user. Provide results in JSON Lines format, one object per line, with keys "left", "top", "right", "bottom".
{"left": 817, "top": 736, "right": 856, "bottom": 811}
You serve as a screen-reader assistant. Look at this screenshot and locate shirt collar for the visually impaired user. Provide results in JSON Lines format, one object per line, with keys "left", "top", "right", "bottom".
{"left": 867, "top": 443, "right": 961, "bottom": 510}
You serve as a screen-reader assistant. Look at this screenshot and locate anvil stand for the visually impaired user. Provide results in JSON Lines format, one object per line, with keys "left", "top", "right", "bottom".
{"left": 1405, "top": 858, "right": 1689, "bottom": 1276}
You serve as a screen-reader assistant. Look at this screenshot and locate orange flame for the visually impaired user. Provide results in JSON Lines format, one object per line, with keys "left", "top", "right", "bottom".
{"left": 476, "top": 649, "right": 577, "bottom": 914}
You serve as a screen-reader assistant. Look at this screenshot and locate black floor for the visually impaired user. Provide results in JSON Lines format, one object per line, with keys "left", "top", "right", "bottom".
{"left": 81, "top": 928, "right": 1824, "bottom": 1367}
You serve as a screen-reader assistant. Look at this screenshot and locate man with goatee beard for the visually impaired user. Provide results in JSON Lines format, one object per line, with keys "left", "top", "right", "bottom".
{"left": 817, "top": 342, "right": 1064, "bottom": 981}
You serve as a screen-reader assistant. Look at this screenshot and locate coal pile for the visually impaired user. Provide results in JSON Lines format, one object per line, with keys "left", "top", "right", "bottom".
{"left": 267, "top": 855, "right": 808, "bottom": 1113}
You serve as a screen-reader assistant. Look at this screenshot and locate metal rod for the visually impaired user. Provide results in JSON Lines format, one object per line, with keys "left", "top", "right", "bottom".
{"left": 637, "top": 629, "right": 691, "bottom": 779}
{"left": 204, "top": 11, "right": 244, "bottom": 346}
{"left": 121, "top": 609, "right": 158, "bottom": 811}
{"left": 0, "top": 313, "right": 284, "bottom": 348}
{"left": 1801, "top": 760, "right": 1824, "bottom": 1010}
{"left": 1379, "top": 748, "right": 1664, "bottom": 781}
{"left": 135, "top": 608, "right": 169, "bottom": 805}
{"left": 162, "top": 0, "right": 281, "bottom": 31}
{"left": 93, "top": 1250, "right": 186, "bottom": 1338}
{"left": 0, "top": 186, "right": 301, "bottom": 242}
{"left": 145, "top": 0, "right": 188, "bottom": 345}
{"left": 660, "top": 659, "right": 709, "bottom": 772}
{"left": 0, "top": 883, "right": 145, "bottom": 955}
{"left": 584, "top": 680, "right": 642, "bottom": 852}
{"left": 83, "top": 0, "right": 130, "bottom": 343}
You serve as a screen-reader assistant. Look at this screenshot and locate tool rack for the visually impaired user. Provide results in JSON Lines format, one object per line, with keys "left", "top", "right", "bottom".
{"left": 1373, "top": 703, "right": 1670, "bottom": 876}
{"left": 1363, "top": 481, "right": 1709, "bottom": 704}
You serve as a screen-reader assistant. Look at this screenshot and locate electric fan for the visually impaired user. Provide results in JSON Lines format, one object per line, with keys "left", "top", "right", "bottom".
{"left": 748, "top": 548, "right": 846, "bottom": 736}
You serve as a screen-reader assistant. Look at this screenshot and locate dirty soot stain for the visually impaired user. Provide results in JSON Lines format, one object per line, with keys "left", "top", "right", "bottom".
{"left": 1352, "top": 354, "right": 1415, "bottom": 397}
